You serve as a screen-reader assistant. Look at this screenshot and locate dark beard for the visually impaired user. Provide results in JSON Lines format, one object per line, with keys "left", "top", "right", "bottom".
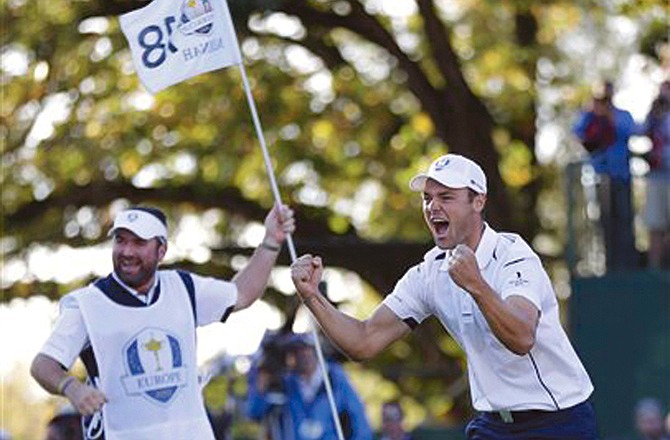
{"left": 113, "top": 259, "right": 159, "bottom": 290}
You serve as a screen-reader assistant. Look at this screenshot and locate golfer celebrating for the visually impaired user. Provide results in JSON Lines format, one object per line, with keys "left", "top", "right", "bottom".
{"left": 291, "top": 154, "right": 597, "bottom": 439}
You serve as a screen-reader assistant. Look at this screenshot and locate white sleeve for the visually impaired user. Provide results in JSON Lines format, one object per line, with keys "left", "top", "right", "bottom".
{"left": 39, "top": 294, "right": 89, "bottom": 369}
{"left": 191, "top": 273, "right": 238, "bottom": 326}
{"left": 382, "top": 264, "right": 432, "bottom": 327}
{"left": 497, "top": 256, "right": 545, "bottom": 310}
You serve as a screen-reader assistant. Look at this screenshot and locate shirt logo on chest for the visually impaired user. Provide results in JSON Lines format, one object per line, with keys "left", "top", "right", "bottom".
{"left": 121, "top": 327, "right": 188, "bottom": 405}
{"left": 509, "top": 271, "right": 529, "bottom": 287}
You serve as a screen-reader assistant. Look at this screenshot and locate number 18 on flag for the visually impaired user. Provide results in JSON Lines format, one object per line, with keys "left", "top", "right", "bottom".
{"left": 119, "top": 0, "right": 242, "bottom": 94}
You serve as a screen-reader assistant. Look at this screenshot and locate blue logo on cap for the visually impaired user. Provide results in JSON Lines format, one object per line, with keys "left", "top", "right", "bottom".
{"left": 470, "top": 179, "right": 484, "bottom": 192}
{"left": 434, "top": 157, "right": 450, "bottom": 171}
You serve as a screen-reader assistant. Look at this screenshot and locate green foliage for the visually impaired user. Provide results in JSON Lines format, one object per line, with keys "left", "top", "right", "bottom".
{"left": 639, "top": 17, "right": 669, "bottom": 62}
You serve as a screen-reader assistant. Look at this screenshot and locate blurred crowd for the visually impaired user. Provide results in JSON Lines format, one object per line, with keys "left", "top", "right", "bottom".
{"left": 572, "top": 79, "right": 670, "bottom": 271}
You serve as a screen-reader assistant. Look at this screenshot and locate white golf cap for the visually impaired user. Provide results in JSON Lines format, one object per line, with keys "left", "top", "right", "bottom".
{"left": 108, "top": 208, "right": 168, "bottom": 240}
{"left": 409, "top": 154, "right": 487, "bottom": 194}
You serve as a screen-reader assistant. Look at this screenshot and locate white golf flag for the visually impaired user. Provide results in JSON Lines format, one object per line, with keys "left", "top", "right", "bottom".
{"left": 120, "top": 0, "right": 242, "bottom": 94}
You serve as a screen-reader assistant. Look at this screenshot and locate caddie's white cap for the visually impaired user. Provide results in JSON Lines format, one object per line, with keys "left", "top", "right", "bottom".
{"left": 409, "top": 154, "right": 487, "bottom": 194}
{"left": 108, "top": 208, "right": 168, "bottom": 240}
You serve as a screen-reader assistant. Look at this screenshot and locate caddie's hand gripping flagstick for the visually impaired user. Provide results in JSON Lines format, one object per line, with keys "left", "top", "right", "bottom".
{"left": 119, "top": 1, "right": 345, "bottom": 438}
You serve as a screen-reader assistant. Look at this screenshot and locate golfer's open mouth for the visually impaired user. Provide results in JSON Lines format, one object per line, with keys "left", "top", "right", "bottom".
{"left": 431, "top": 218, "right": 449, "bottom": 235}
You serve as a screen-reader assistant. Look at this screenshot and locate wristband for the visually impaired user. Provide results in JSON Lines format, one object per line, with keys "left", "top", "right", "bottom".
{"left": 260, "top": 241, "right": 281, "bottom": 252}
{"left": 58, "top": 376, "right": 77, "bottom": 395}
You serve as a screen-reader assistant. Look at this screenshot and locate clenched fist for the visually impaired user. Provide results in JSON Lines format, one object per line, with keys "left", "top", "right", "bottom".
{"left": 290, "top": 254, "right": 324, "bottom": 300}
{"left": 447, "top": 244, "right": 484, "bottom": 294}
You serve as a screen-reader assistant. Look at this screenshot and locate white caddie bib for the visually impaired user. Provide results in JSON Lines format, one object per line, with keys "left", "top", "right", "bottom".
{"left": 74, "top": 271, "right": 214, "bottom": 440}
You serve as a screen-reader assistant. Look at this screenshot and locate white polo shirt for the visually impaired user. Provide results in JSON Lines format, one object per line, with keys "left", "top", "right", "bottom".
{"left": 383, "top": 224, "right": 593, "bottom": 412}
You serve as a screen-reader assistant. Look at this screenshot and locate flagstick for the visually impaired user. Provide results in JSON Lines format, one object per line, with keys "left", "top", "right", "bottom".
{"left": 236, "top": 65, "right": 297, "bottom": 262}
{"left": 237, "top": 63, "right": 346, "bottom": 440}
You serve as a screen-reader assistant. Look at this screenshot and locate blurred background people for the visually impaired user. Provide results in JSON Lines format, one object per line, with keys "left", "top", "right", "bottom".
{"left": 377, "top": 401, "right": 414, "bottom": 440}
{"left": 573, "top": 80, "right": 642, "bottom": 272}
{"left": 643, "top": 80, "right": 670, "bottom": 269}
{"left": 44, "top": 405, "right": 82, "bottom": 440}
{"left": 247, "top": 331, "right": 373, "bottom": 440}
{"left": 634, "top": 398, "right": 670, "bottom": 440}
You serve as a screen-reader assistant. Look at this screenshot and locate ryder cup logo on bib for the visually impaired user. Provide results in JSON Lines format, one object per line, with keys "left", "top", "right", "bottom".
{"left": 121, "top": 327, "right": 188, "bottom": 405}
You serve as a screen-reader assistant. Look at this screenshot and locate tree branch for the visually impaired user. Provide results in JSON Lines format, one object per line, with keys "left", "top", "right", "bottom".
{"left": 417, "top": 0, "right": 468, "bottom": 93}
{"left": 3, "top": 180, "right": 335, "bottom": 238}
{"left": 278, "top": 0, "right": 445, "bottom": 136}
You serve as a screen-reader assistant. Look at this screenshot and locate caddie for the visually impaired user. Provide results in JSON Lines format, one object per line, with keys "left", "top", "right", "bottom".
{"left": 31, "top": 204, "right": 295, "bottom": 440}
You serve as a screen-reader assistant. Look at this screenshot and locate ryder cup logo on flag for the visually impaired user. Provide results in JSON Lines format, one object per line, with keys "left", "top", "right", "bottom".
{"left": 119, "top": 0, "right": 242, "bottom": 94}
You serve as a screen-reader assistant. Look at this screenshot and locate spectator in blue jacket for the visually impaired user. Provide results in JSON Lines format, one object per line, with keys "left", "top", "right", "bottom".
{"left": 247, "top": 332, "right": 373, "bottom": 440}
{"left": 573, "top": 80, "right": 643, "bottom": 271}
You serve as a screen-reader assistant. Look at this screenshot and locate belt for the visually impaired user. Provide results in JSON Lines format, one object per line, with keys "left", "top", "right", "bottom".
{"left": 481, "top": 400, "right": 591, "bottom": 424}
{"left": 482, "top": 408, "right": 555, "bottom": 424}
